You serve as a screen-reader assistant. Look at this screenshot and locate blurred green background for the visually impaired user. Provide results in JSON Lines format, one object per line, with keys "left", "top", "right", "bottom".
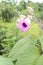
{"left": 0, "top": 0, "right": 43, "bottom": 56}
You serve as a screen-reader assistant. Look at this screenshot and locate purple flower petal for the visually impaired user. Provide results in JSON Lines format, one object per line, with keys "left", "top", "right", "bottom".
{"left": 17, "top": 19, "right": 30, "bottom": 32}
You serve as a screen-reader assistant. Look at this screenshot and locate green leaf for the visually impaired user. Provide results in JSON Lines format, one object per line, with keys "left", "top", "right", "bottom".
{"left": 15, "top": 43, "right": 40, "bottom": 65}
{"left": 36, "top": 55, "right": 43, "bottom": 65}
{"left": 9, "top": 34, "right": 39, "bottom": 65}
{"left": 0, "top": 56, "right": 14, "bottom": 65}
{"left": 9, "top": 35, "right": 32, "bottom": 59}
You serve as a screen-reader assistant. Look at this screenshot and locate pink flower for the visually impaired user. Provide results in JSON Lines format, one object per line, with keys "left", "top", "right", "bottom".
{"left": 17, "top": 18, "right": 31, "bottom": 32}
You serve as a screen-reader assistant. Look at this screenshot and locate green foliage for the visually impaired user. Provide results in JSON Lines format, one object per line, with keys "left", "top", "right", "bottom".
{"left": 40, "top": 36, "right": 43, "bottom": 51}
{"left": 9, "top": 34, "right": 39, "bottom": 60}
{"left": 21, "top": 9, "right": 29, "bottom": 15}
{"left": 34, "top": 11, "right": 43, "bottom": 20}
{"left": 1, "top": 7, "right": 14, "bottom": 22}
{"left": 0, "top": 1, "right": 18, "bottom": 22}
{"left": 17, "top": 0, "right": 26, "bottom": 11}
{"left": 37, "top": 3, "right": 43, "bottom": 11}
{"left": 0, "top": 56, "right": 14, "bottom": 65}
{"left": 8, "top": 34, "right": 43, "bottom": 65}
{"left": 8, "top": 34, "right": 42, "bottom": 65}
{"left": 0, "top": 1, "right": 43, "bottom": 65}
{"left": 0, "top": 34, "right": 43, "bottom": 65}
{"left": 0, "top": 22, "right": 18, "bottom": 55}
{"left": 26, "top": 1, "right": 43, "bottom": 20}
{"left": 36, "top": 55, "right": 43, "bottom": 65}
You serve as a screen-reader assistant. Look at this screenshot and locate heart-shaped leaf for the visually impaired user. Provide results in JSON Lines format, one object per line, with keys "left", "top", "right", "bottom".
{"left": 8, "top": 34, "right": 40, "bottom": 65}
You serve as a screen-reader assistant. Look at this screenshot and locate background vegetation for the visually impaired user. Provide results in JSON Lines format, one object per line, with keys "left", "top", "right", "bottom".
{"left": 0, "top": 0, "right": 43, "bottom": 65}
